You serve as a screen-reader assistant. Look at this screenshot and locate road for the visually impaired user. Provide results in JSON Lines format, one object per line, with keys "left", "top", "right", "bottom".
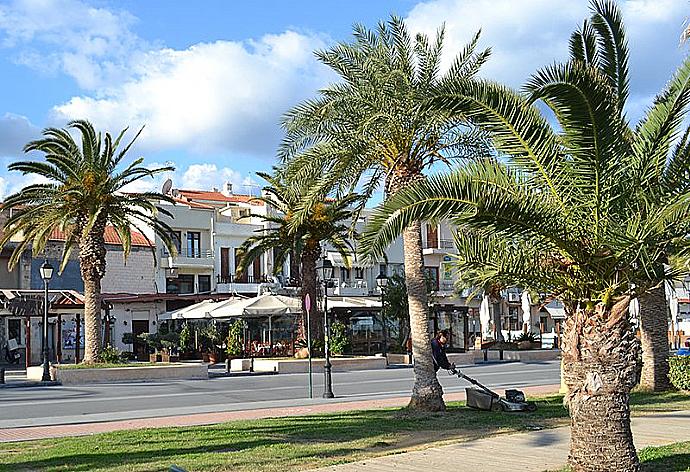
{"left": 0, "top": 361, "right": 560, "bottom": 429}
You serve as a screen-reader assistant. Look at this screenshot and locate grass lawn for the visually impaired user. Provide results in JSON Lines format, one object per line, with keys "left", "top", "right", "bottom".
{"left": 555, "top": 441, "right": 690, "bottom": 472}
{"left": 0, "top": 391, "right": 688, "bottom": 472}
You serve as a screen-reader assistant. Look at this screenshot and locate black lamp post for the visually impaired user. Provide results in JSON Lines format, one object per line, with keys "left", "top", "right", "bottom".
{"left": 40, "top": 261, "right": 54, "bottom": 381}
{"left": 319, "top": 255, "right": 335, "bottom": 398}
{"left": 376, "top": 272, "right": 388, "bottom": 356}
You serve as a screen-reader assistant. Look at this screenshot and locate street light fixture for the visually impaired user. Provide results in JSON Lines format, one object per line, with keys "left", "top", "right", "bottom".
{"left": 40, "top": 261, "right": 54, "bottom": 381}
{"left": 376, "top": 272, "right": 388, "bottom": 356}
{"left": 318, "top": 255, "right": 335, "bottom": 398}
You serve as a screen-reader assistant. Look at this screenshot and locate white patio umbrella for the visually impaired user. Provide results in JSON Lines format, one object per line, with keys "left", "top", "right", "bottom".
{"left": 521, "top": 291, "right": 532, "bottom": 333}
{"left": 207, "top": 294, "right": 301, "bottom": 319}
{"left": 163, "top": 299, "right": 217, "bottom": 320}
{"left": 480, "top": 294, "right": 492, "bottom": 340}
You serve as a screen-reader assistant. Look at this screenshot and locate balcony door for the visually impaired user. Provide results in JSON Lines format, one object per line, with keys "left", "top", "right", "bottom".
{"left": 426, "top": 224, "right": 438, "bottom": 249}
{"left": 187, "top": 232, "right": 201, "bottom": 258}
{"left": 220, "top": 247, "right": 230, "bottom": 283}
{"left": 235, "top": 249, "right": 248, "bottom": 283}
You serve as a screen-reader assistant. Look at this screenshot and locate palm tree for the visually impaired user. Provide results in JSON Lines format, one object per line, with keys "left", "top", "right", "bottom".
{"left": 1, "top": 120, "right": 176, "bottom": 364}
{"left": 235, "top": 171, "right": 360, "bottom": 338}
{"left": 359, "top": 2, "right": 690, "bottom": 468}
{"left": 280, "top": 16, "right": 491, "bottom": 411}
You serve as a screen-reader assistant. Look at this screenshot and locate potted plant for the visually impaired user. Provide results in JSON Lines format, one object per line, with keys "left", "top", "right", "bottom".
{"left": 138, "top": 333, "right": 162, "bottom": 362}
{"left": 515, "top": 332, "right": 540, "bottom": 350}
{"left": 178, "top": 323, "right": 196, "bottom": 360}
{"left": 200, "top": 324, "right": 220, "bottom": 364}
{"left": 226, "top": 319, "right": 244, "bottom": 360}
{"left": 160, "top": 332, "right": 180, "bottom": 363}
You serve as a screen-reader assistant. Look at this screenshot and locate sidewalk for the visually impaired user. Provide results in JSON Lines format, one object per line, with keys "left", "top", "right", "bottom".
{"left": 0, "top": 384, "right": 560, "bottom": 442}
{"left": 313, "top": 410, "right": 690, "bottom": 472}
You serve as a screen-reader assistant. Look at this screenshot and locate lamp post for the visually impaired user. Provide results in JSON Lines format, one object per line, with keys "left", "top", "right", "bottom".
{"left": 319, "top": 255, "right": 335, "bottom": 398}
{"left": 376, "top": 272, "right": 388, "bottom": 356}
{"left": 39, "top": 261, "right": 54, "bottom": 381}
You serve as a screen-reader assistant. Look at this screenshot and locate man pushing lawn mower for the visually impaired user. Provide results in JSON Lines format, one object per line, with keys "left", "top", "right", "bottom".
{"left": 431, "top": 329, "right": 537, "bottom": 413}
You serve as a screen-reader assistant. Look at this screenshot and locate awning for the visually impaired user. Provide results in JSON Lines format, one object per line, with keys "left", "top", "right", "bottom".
{"left": 207, "top": 294, "right": 301, "bottom": 319}
{"left": 161, "top": 298, "right": 244, "bottom": 320}
{"left": 327, "top": 296, "right": 381, "bottom": 310}
{"left": 327, "top": 252, "right": 373, "bottom": 268}
{"left": 543, "top": 305, "right": 566, "bottom": 320}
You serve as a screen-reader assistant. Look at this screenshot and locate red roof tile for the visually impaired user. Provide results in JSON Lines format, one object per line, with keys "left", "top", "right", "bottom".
{"left": 50, "top": 226, "right": 153, "bottom": 247}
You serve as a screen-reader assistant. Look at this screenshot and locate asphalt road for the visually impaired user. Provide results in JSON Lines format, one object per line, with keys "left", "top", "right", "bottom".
{"left": 0, "top": 360, "right": 560, "bottom": 428}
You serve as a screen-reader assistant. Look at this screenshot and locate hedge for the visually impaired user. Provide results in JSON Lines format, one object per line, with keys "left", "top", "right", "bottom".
{"left": 669, "top": 356, "right": 690, "bottom": 391}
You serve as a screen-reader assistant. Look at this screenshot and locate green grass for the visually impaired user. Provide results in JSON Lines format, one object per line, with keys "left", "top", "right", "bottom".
{"left": 555, "top": 441, "right": 690, "bottom": 472}
{"left": 0, "top": 392, "right": 687, "bottom": 472}
{"left": 57, "top": 363, "right": 158, "bottom": 370}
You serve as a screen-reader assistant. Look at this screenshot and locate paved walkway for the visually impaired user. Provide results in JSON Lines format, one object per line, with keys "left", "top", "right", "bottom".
{"left": 313, "top": 410, "right": 690, "bottom": 472}
{"left": 0, "top": 384, "right": 560, "bottom": 442}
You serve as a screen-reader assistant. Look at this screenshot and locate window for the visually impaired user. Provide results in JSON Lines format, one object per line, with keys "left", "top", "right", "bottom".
{"left": 379, "top": 264, "right": 387, "bottom": 277}
{"left": 171, "top": 231, "right": 182, "bottom": 254}
{"left": 340, "top": 267, "right": 351, "bottom": 281}
{"left": 424, "top": 267, "right": 439, "bottom": 291}
{"left": 198, "top": 275, "right": 211, "bottom": 293}
{"left": 166, "top": 274, "right": 195, "bottom": 294}
{"left": 7, "top": 319, "right": 22, "bottom": 346}
{"left": 187, "top": 232, "right": 201, "bottom": 257}
{"left": 355, "top": 267, "right": 364, "bottom": 279}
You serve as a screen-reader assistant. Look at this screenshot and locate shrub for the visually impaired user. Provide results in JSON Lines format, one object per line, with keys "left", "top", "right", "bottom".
{"left": 179, "top": 323, "right": 194, "bottom": 352}
{"left": 669, "top": 356, "right": 690, "bottom": 391}
{"left": 329, "top": 321, "right": 350, "bottom": 355}
{"left": 100, "top": 345, "right": 125, "bottom": 364}
{"left": 121, "top": 332, "right": 135, "bottom": 345}
{"left": 515, "top": 332, "right": 538, "bottom": 343}
{"left": 226, "top": 320, "right": 244, "bottom": 358}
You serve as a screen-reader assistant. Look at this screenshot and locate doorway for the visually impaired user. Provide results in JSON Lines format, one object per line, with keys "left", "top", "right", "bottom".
{"left": 132, "top": 320, "right": 149, "bottom": 361}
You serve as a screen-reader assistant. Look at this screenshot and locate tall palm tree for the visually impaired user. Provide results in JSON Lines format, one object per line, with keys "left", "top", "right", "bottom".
{"left": 1, "top": 120, "right": 176, "bottom": 364}
{"left": 280, "top": 16, "right": 491, "bottom": 411}
{"left": 569, "top": 4, "right": 685, "bottom": 391}
{"left": 235, "top": 171, "right": 359, "bottom": 338}
{"left": 359, "top": 2, "right": 690, "bottom": 468}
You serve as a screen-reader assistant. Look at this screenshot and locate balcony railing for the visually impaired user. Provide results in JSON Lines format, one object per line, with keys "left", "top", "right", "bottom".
{"left": 423, "top": 239, "right": 455, "bottom": 250}
{"left": 217, "top": 274, "right": 271, "bottom": 284}
{"left": 162, "top": 248, "right": 213, "bottom": 258}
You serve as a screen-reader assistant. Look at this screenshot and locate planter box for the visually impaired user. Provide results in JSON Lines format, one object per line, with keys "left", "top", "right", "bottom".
{"left": 253, "top": 356, "right": 387, "bottom": 374}
{"left": 230, "top": 358, "right": 253, "bottom": 372}
{"left": 446, "top": 352, "right": 476, "bottom": 366}
{"left": 27, "top": 363, "right": 208, "bottom": 385}
{"left": 472, "top": 349, "right": 560, "bottom": 362}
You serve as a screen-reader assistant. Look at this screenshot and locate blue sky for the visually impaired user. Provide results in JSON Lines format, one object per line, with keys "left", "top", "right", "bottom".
{"left": 0, "top": 0, "right": 687, "bottom": 199}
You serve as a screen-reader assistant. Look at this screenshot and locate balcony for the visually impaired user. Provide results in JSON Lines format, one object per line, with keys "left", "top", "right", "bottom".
{"left": 161, "top": 248, "right": 214, "bottom": 269}
{"left": 327, "top": 279, "right": 369, "bottom": 297}
{"left": 423, "top": 238, "right": 456, "bottom": 255}
{"left": 216, "top": 274, "right": 271, "bottom": 294}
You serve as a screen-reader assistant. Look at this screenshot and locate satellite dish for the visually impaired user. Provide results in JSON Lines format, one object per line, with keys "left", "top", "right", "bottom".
{"left": 161, "top": 178, "right": 173, "bottom": 195}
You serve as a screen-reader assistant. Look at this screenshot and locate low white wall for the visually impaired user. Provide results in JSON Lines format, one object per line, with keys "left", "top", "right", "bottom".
{"left": 473, "top": 349, "right": 560, "bottom": 362}
{"left": 252, "top": 356, "right": 388, "bottom": 374}
{"left": 27, "top": 363, "right": 208, "bottom": 384}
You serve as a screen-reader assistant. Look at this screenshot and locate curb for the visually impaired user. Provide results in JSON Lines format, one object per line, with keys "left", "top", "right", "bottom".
{"left": 0, "top": 380, "right": 61, "bottom": 389}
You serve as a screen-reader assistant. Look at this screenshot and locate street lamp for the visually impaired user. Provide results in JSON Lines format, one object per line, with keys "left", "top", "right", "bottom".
{"left": 376, "top": 272, "right": 388, "bottom": 356}
{"left": 319, "top": 254, "right": 335, "bottom": 398}
{"left": 39, "top": 261, "right": 54, "bottom": 381}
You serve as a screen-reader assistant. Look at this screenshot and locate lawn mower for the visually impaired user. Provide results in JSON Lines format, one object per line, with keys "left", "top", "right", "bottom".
{"left": 448, "top": 367, "right": 537, "bottom": 413}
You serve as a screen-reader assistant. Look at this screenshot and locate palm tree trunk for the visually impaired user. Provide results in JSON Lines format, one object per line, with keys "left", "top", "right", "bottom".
{"left": 300, "top": 240, "right": 321, "bottom": 342}
{"left": 79, "top": 225, "right": 107, "bottom": 364}
{"left": 562, "top": 297, "right": 641, "bottom": 471}
{"left": 403, "top": 221, "right": 445, "bottom": 411}
{"left": 639, "top": 285, "right": 671, "bottom": 391}
{"left": 386, "top": 169, "right": 444, "bottom": 411}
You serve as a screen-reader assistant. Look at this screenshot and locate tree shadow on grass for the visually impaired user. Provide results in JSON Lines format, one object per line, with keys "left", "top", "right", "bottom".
{"left": 2, "top": 398, "right": 570, "bottom": 472}
{"left": 641, "top": 453, "right": 690, "bottom": 471}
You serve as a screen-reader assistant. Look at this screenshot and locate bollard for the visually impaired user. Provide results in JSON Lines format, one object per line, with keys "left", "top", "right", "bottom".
{"left": 0, "top": 367, "right": 5, "bottom": 384}
{"left": 483, "top": 349, "right": 488, "bottom": 362}
{"left": 499, "top": 349, "right": 504, "bottom": 361}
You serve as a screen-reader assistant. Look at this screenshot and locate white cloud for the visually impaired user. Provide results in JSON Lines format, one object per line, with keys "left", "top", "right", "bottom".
{"left": 51, "top": 31, "right": 330, "bottom": 156}
{"left": 0, "top": 113, "right": 40, "bottom": 156}
{"left": 405, "top": 0, "right": 688, "bottom": 121}
{"left": 0, "top": 0, "right": 145, "bottom": 90}
{"left": 119, "top": 162, "right": 258, "bottom": 196}
{"left": 0, "top": 172, "right": 49, "bottom": 200}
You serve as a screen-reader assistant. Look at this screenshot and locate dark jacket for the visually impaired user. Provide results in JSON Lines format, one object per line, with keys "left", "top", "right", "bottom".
{"left": 431, "top": 338, "right": 452, "bottom": 372}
